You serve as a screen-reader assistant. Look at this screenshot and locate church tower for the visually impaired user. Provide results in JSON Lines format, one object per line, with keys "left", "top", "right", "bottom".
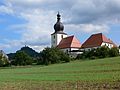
{"left": 51, "top": 12, "right": 67, "bottom": 47}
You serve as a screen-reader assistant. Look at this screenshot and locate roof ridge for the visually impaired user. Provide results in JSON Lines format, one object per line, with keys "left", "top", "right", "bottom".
{"left": 62, "top": 35, "right": 74, "bottom": 39}
{"left": 92, "top": 32, "right": 102, "bottom": 35}
{"left": 70, "top": 36, "right": 75, "bottom": 47}
{"left": 70, "top": 36, "right": 81, "bottom": 47}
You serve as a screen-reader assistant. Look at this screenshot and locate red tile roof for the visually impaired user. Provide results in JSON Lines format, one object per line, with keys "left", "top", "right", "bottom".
{"left": 82, "top": 33, "right": 117, "bottom": 48}
{"left": 57, "top": 35, "right": 81, "bottom": 49}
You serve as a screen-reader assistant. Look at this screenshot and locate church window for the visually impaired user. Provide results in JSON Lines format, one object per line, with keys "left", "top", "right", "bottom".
{"left": 61, "top": 35, "right": 63, "bottom": 39}
{"left": 54, "top": 35, "right": 55, "bottom": 39}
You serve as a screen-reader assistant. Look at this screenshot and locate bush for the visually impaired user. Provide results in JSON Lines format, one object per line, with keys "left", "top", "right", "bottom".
{"left": 109, "top": 47, "right": 119, "bottom": 57}
{"left": 37, "top": 47, "right": 70, "bottom": 65}
{"left": 77, "top": 46, "right": 119, "bottom": 60}
{"left": 76, "top": 51, "right": 88, "bottom": 59}
{"left": 60, "top": 52, "right": 70, "bottom": 62}
{"left": 96, "top": 46, "right": 110, "bottom": 58}
{"left": 12, "top": 51, "right": 33, "bottom": 66}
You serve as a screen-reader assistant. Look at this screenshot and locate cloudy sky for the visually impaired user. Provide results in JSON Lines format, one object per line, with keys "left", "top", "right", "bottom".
{"left": 0, "top": 0, "right": 120, "bottom": 53}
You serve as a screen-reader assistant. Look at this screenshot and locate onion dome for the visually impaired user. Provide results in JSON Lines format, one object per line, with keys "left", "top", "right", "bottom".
{"left": 54, "top": 12, "right": 64, "bottom": 32}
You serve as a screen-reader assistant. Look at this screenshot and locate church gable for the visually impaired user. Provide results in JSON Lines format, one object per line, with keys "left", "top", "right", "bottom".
{"left": 57, "top": 35, "right": 81, "bottom": 49}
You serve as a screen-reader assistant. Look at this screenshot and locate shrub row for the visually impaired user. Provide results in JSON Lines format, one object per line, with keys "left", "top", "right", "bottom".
{"left": 9, "top": 47, "right": 70, "bottom": 66}
{"left": 77, "top": 46, "right": 119, "bottom": 60}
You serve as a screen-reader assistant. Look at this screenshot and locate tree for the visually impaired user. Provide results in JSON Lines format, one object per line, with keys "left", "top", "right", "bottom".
{"left": 77, "top": 46, "right": 113, "bottom": 60}
{"left": 59, "top": 51, "right": 70, "bottom": 62}
{"left": 0, "top": 52, "right": 10, "bottom": 67}
{"left": 12, "top": 51, "right": 33, "bottom": 66}
{"left": 38, "top": 47, "right": 70, "bottom": 65}
{"left": 109, "top": 47, "right": 119, "bottom": 57}
{"left": 7, "top": 53, "right": 15, "bottom": 61}
{"left": 95, "top": 46, "right": 110, "bottom": 58}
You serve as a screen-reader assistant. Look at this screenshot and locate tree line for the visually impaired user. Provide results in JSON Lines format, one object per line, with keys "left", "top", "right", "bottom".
{"left": 0, "top": 46, "right": 120, "bottom": 67}
{"left": 77, "top": 46, "right": 119, "bottom": 60}
{"left": 6, "top": 46, "right": 70, "bottom": 66}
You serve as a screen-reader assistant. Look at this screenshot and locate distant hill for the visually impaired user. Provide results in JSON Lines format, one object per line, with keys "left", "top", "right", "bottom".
{"left": 7, "top": 46, "right": 39, "bottom": 60}
{"left": 7, "top": 53, "right": 15, "bottom": 61}
{"left": 20, "top": 46, "right": 39, "bottom": 58}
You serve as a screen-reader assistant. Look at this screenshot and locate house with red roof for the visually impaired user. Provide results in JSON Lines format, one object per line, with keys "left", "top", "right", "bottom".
{"left": 82, "top": 33, "right": 117, "bottom": 51}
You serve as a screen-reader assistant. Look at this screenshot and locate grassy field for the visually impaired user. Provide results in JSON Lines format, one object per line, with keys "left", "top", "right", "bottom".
{"left": 0, "top": 57, "right": 120, "bottom": 90}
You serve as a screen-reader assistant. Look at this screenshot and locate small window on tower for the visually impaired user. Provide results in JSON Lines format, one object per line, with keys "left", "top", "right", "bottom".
{"left": 54, "top": 35, "right": 55, "bottom": 39}
{"left": 61, "top": 35, "right": 63, "bottom": 39}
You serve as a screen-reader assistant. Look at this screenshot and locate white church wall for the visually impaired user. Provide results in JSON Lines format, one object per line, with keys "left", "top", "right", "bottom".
{"left": 61, "top": 48, "right": 80, "bottom": 53}
{"left": 61, "top": 48, "right": 82, "bottom": 58}
{"left": 83, "top": 47, "right": 99, "bottom": 51}
{"left": 56, "top": 34, "right": 67, "bottom": 45}
{"left": 51, "top": 33, "right": 67, "bottom": 47}
{"left": 51, "top": 34, "right": 56, "bottom": 47}
{"left": 70, "top": 48, "right": 79, "bottom": 51}
{"left": 61, "top": 48, "right": 70, "bottom": 53}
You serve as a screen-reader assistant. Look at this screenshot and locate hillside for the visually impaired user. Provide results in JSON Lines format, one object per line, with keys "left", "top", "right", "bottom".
{"left": 7, "top": 46, "right": 39, "bottom": 60}
{"left": 0, "top": 57, "right": 120, "bottom": 90}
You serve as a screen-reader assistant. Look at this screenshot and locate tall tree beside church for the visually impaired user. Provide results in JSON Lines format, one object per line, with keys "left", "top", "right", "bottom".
{"left": 38, "top": 47, "right": 70, "bottom": 65}
{"left": 12, "top": 51, "right": 33, "bottom": 66}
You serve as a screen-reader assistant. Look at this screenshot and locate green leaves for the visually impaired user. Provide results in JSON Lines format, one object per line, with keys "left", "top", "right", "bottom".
{"left": 12, "top": 51, "right": 33, "bottom": 66}
{"left": 38, "top": 47, "right": 70, "bottom": 65}
{"left": 77, "top": 46, "right": 119, "bottom": 60}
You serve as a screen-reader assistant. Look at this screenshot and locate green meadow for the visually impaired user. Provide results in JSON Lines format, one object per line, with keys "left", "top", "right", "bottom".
{"left": 0, "top": 57, "right": 120, "bottom": 90}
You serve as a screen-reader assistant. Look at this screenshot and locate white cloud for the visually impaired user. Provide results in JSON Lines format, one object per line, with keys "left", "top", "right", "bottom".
{"left": 1, "top": 0, "right": 120, "bottom": 53}
{"left": 67, "top": 0, "right": 120, "bottom": 24}
{"left": 66, "top": 24, "right": 109, "bottom": 34}
{"left": 19, "top": 9, "right": 55, "bottom": 46}
{"left": 0, "top": 5, "right": 13, "bottom": 14}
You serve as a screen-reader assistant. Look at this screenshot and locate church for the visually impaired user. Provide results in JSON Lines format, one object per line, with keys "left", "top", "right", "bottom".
{"left": 51, "top": 12, "right": 81, "bottom": 57}
{"left": 51, "top": 13, "right": 117, "bottom": 57}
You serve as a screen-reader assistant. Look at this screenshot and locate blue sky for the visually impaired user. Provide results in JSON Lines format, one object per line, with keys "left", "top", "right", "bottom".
{"left": 0, "top": 0, "right": 120, "bottom": 53}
